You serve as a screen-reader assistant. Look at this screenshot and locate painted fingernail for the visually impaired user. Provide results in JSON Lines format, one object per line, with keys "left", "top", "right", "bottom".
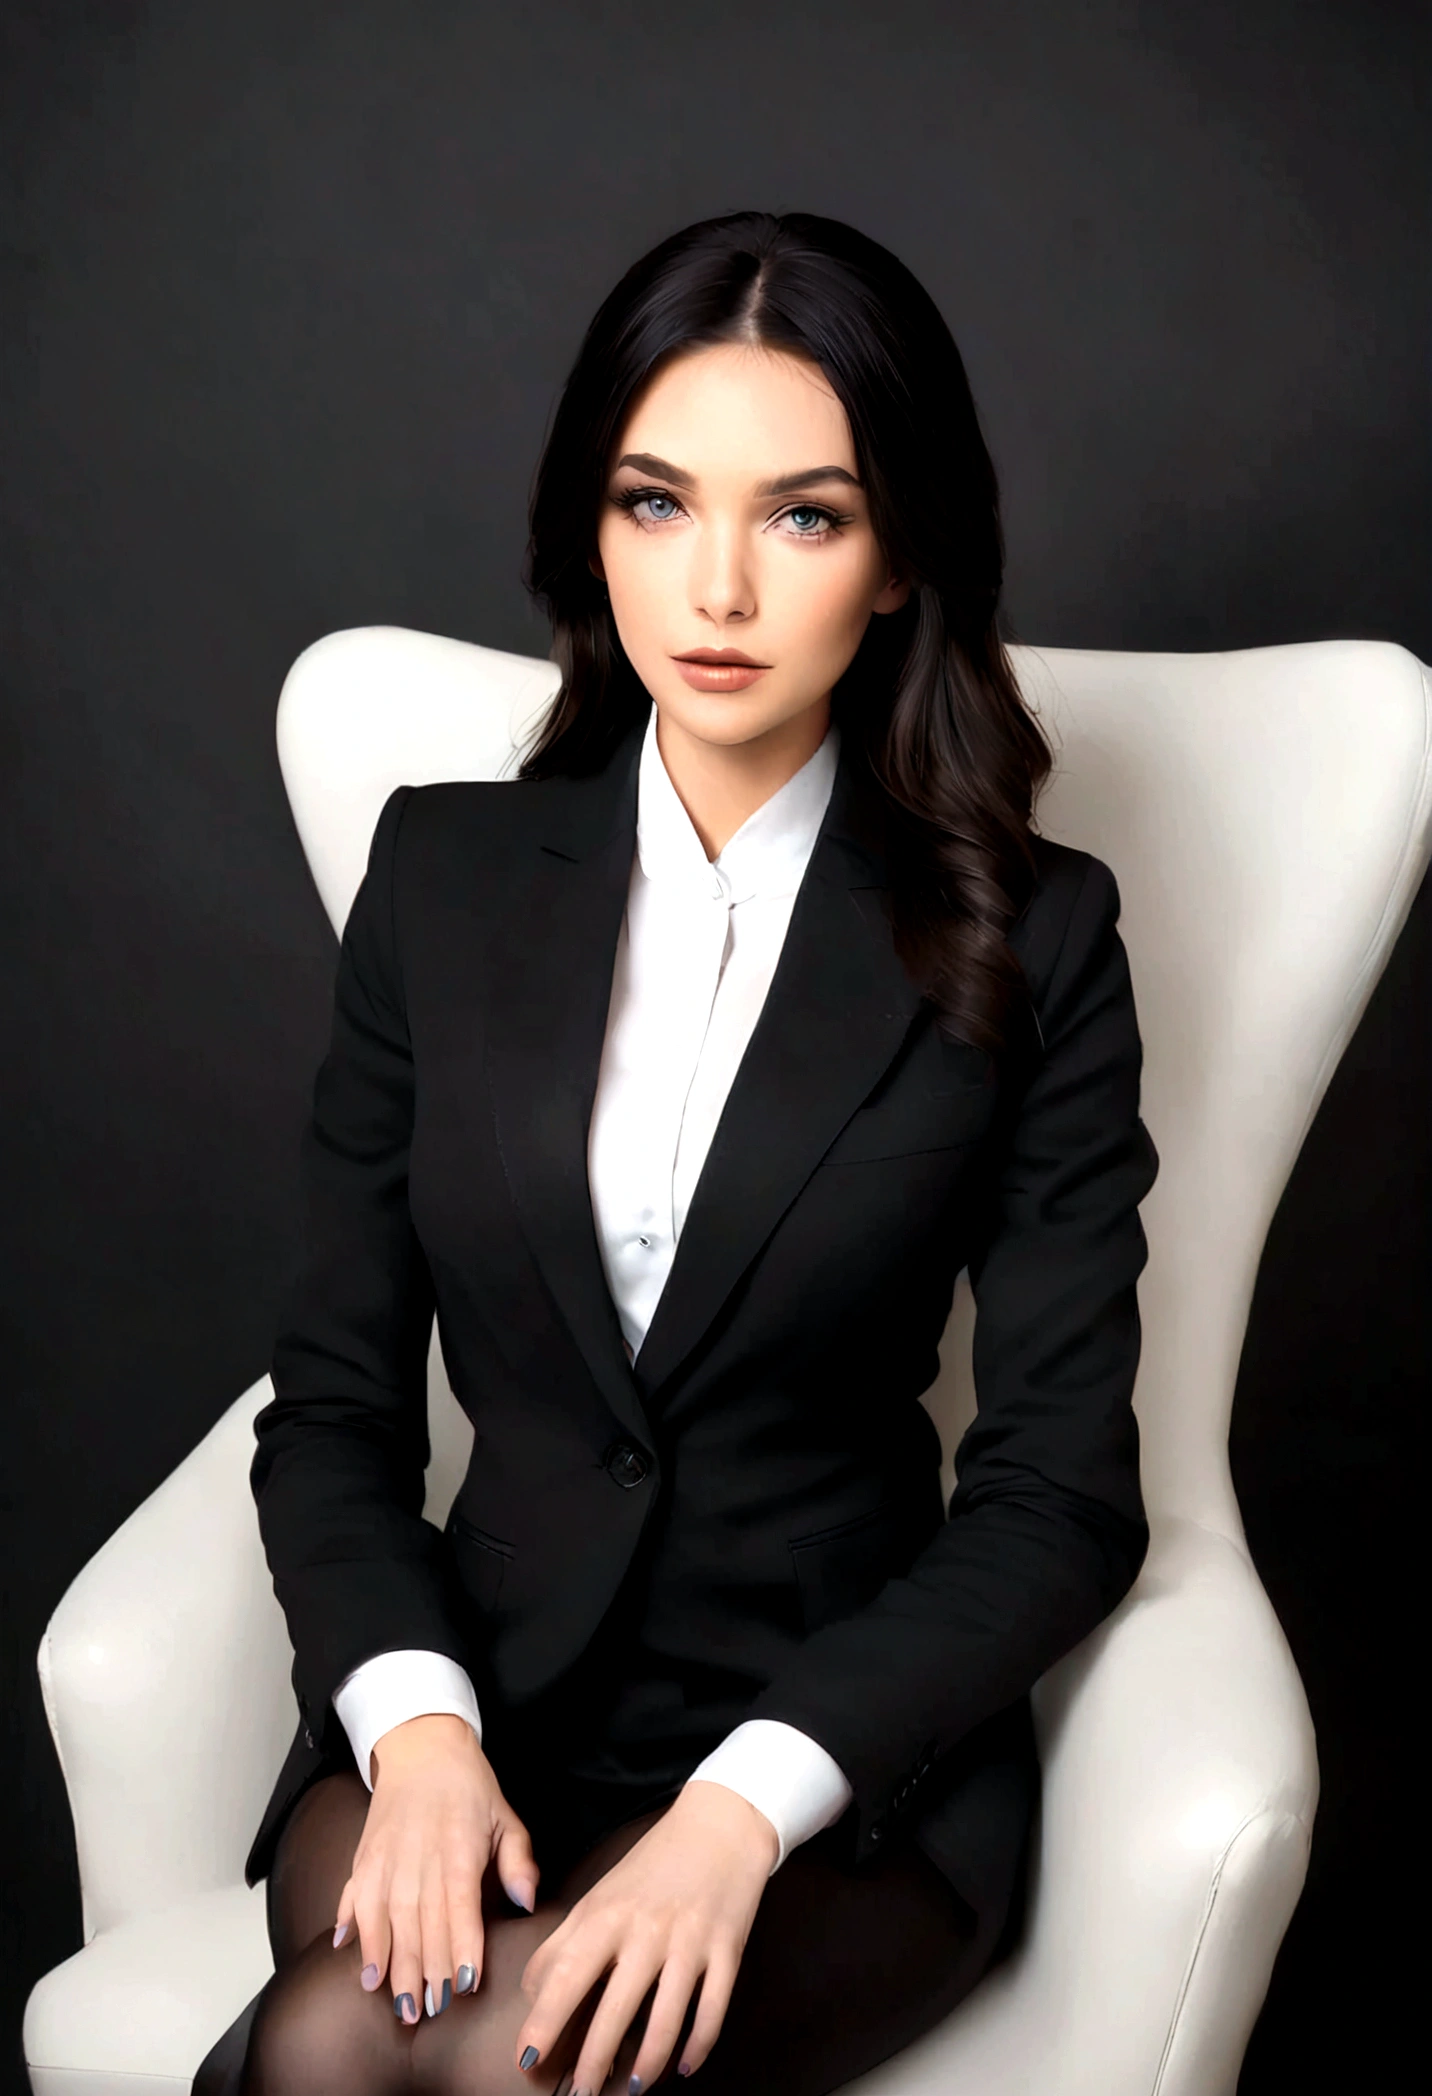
{"left": 424, "top": 1977, "right": 452, "bottom": 2017}
{"left": 394, "top": 1993, "right": 417, "bottom": 2023}
{"left": 678, "top": 2064, "right": 693, "bottom": 2078}
{"left": 455, "top": 1963, "right": 476, "bottom": 1994}
{"left": 630, "top": 2078, "right": 643, "bottom": 2094}
{"left": 360, "top": 1963, "right": 380, "bottom": 1991}
{"left": 508, "top": 1878, "right": 536, "bottom": 1912}
{"left": 332, "top": 1922, "right": 349, "bottom": 1949}
{"left": 520, "top": 2045, "right": 540, "bottom": 2070}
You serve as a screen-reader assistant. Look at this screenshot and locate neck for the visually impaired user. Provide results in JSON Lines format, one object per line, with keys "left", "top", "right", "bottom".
{"left": 654, "top": 697, "right": 832, "bottom": 859}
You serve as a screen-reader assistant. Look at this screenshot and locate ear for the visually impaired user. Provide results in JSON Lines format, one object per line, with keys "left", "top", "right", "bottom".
{"left": 871, "top": 572, "right": 911, "bottom": 615}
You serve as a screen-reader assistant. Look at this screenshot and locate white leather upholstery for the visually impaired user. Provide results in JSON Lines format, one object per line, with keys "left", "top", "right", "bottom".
{"left": 26, "top": 626, "right": 1432, "bottom": 2093}
{"left": 24, "top": 1883, "right": 274, "bottom": 2096}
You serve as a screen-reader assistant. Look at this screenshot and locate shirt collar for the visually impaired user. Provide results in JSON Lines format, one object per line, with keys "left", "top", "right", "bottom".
{"left": 635, "top": 704, "right": 840, "bottom": 905}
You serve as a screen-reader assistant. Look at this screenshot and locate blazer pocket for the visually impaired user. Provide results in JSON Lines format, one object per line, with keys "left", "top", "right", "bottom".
{"left": 789, "top": 1503, "right": 903, "bottom": 1635}
{"left": 446, "top": 1509, "right": 514, "bottom": 1616}
{"left": 818, "top": 1083, "right": 994, "bottom": 1167}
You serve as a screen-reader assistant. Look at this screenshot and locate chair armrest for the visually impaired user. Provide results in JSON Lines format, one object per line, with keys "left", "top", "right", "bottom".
{"left": 23, "top": 1879, "right": 273, "bottom": 2093}
{"left": 39, "top": 1377, "right": 296, "bottom": 1940}
{"left": 1030, "top": 1516, "right": 1317, "bottom": 2091}
{"left": 850, "top": 1518, "right": 1318, "bottom": 2095}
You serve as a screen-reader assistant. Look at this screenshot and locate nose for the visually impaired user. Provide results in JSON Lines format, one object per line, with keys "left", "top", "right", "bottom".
{"left": 689, "top": 517, "right": 755, "bottom": 627}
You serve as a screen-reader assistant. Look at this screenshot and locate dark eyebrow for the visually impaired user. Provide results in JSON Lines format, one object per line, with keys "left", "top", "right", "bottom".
{"left": 754, "top": 465, "right": 863, "bottom": 497}
{"left": 611, "top": 453, "right": 862, "bottom": 499}
{"left": 612, "top": 451, "right": 696, "bottom": 489}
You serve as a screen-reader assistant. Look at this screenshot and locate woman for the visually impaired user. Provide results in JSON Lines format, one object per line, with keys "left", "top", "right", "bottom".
{"left": 223, "top": 210, "right": 1157, "bottom": 2096}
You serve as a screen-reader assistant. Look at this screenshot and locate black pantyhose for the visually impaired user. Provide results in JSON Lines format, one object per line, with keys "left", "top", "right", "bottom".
{"left": 205, "top": 1771, "right": 993, "bottom": 2096}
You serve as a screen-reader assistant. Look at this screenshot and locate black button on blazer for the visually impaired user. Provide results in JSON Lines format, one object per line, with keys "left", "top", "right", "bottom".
{"left": 245, "top": 712, "right": 1158, "bottom": 1934}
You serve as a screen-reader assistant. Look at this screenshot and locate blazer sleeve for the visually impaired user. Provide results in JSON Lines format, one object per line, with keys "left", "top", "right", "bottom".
{"left": 250, "top": 784, "right": 473, "bottom": 1753}
{"left": 744, "top": 850, "right": 1159, "bottom": 1857}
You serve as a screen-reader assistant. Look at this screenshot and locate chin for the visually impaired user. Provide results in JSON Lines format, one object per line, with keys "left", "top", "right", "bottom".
{"left": 651, "top": 683, "right": 821, "bottom": 749}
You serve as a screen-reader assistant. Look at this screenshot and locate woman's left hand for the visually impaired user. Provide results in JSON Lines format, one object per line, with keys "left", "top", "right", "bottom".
{"left": 515, "top": 1779, "right": 780, "bottom": 2092}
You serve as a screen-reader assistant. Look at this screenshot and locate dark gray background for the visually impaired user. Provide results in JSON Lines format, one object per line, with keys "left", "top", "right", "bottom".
{"left": 2, "top": 3, "right": 1426, "bottom": 2090}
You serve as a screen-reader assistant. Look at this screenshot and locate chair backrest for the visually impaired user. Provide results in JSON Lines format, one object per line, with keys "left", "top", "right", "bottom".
{"left": 277, "top": 626, "right": 1432, "bottom": 1545}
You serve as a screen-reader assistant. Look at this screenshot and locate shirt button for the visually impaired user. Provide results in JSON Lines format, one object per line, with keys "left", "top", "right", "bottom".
{"left": 637, "top": 1235, "right": 651, "bottom": 1248}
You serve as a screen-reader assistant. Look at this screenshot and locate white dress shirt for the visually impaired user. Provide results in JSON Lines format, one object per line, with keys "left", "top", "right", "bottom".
{"left": 333, "top": 706, "right": 856, "bottom": 1870}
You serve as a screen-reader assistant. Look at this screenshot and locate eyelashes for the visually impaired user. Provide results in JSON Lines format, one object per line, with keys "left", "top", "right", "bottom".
{"left": 609, "top": 486, "right": 685, "bottom": 526}
{"left": 607, "top": 485, "right": 851, "bottom": 539}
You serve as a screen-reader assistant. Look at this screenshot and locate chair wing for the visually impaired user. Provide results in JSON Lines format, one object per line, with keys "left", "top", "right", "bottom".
{"left": 1015, "top": 639, "right": 1431, "bottom": 1530}
{"left": 276, "top": 624, "right": 561, "bottom": 937}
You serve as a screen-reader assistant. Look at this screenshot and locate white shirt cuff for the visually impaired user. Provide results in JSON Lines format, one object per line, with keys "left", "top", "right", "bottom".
{"left": 683, "top": 1719, "right": 854, "bottom": 1874}
{"left": 331, "top": 1649, "right": 483, "bottom": 1791}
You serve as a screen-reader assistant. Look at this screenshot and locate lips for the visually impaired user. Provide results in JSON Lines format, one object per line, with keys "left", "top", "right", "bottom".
{"left": 674, "top": 649, "right": 769, "bottom": 667}
{"left": 672, "top": 647, "right": 772, "bottom": 693}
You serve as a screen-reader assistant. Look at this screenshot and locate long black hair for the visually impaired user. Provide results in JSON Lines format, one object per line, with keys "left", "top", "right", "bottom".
{"left": 521, "top": 210, "right": 1051, "bottom": 1059}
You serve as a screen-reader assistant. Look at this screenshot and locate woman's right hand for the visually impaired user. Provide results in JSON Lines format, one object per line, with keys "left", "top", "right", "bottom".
{"left": 332, "top": 1712, "right": 539, "bottom": 2023}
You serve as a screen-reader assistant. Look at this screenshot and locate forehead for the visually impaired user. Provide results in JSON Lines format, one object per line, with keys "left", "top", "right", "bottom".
{"left": 615, "top": 343, "right": 855, "bottom": 477}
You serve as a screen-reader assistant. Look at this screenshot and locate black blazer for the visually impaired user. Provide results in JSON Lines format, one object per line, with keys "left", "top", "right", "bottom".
{"left": 245, "top": 714, "right": 1158, "bottom": 1931}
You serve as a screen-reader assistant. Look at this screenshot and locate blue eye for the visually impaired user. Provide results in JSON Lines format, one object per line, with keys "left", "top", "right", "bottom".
{"left": 640, "top": 492, "right": 679, "bottom": 521}
{"left": 789, "top": 507, "right": 823, "bottom": 531}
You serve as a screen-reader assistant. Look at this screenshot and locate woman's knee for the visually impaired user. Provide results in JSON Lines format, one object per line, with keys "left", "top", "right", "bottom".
{"left": 241, "top": 1939, "right": 403, "bottom": 2096}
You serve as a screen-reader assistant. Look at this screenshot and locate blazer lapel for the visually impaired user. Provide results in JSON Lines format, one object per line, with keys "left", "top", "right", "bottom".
{"left": 483, "top": 724, "right": 651, "bottom": 1447}
{"left": 632, "top": 752, "right": 926, "bottom": 1403}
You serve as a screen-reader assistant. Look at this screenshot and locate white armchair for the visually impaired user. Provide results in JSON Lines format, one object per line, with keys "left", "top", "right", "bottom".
{"left": 24, "top": 628, "right": 1432, "bottom": 2095}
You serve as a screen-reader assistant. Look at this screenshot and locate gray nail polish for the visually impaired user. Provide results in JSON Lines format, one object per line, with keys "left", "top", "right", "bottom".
{"left": 424, "top": 1977, "right": 452, "bottom": 2017}
{"left": 332, "top": 1922, "right": 349, "bottom": 1949}
{"left": 520, "top": 2044, "right": 540, "bottom": 2070}
{"left": 630, "top": 2078, "right": 643, "bottom": 2094}
{"left": 360, "top": 1963, "right": 380, "bottom": 1991}
{"left": 455, "top": 1963, "right": 476, "bottom": 1994}
{"left": 393, "top": 1992, "right": 417, "bottom": 2023}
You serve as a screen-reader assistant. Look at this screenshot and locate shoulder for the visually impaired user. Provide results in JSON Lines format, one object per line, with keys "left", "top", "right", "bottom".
{"left": 372, "top": 774, "right": 562, "bottom": 890}
{"left": 1008, "top": 835, "right": 1128, "bottom": 1021}
{"left": 393, "top": 773, "right": 554, "bottom": 845}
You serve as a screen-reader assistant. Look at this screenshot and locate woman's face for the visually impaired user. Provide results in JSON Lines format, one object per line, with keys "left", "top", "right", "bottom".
{"left": 594, "top": 342, "right": 908, "bottom": 755}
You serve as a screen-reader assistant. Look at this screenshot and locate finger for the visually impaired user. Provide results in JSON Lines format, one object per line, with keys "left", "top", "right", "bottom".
{"left": 495, "top": 1811, "right": 540, "bottom": 1914}
{"left": 354, "top": 1877, "right": 391, "bottom": 1997}
{"left": 331, "top": 1874, "right": 357, "bottom": 1951}
{"left": 678, "top": 1950, "right": 739, "bottom": 2078}
{"left": 571, "top": 1954, "right": 662, "bottom": 2096}
{"left": 518, "top": 1901, "right": 579, "bottom": 2001}
{"left": 514, "top": 1921, "right": 617, "bottom": 2075}
{"left": 627, "top": 1952, "right": 702, "bottom": 2093}
{"left": 386, "top": 1873, "right": 424, "bottom": 2026}
{"left": 447, "top": 1849, "right": 485, "bottom": 1999}
{"left": 419, "top": 1861, "right": 455, "bottom": 2020}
